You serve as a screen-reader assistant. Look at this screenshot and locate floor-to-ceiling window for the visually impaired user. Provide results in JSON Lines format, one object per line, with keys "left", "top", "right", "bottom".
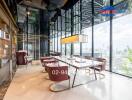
{"left": 94, "top": 16, "right": 110, "bottom": 70}
{"left": 61, "top": 11, "right": 66, "bottom": 55}
{"left": 112, "top": 0, "right": 132, "bottom": 76}
{"left": 21, "top": 7, "right": 41, "bottom": 59}
{"left": 58, "top": 16, "right": 61, "bottom": 52}
{"left": 50, "top": 24, "right": 54, "bottom": 52}
{"left": 81, "top": 0, "right": 92, "bottom": 56}
{"left": 73, "top": 1, "right": 80, "bottom": 55}
{"left": 65, "top": 10, "right": 72, "bottom": 56}
{"left": 94, "top": 0, "right": 110, "bottom": 70}
{"left": 54, "top": 21, "right": 58, "bottom": 52}
{"left": 52, "top": 22, "right": 55, "bottom": 52}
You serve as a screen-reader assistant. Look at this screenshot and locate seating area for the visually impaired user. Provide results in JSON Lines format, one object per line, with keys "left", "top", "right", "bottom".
{"left": 39, "top": 55, "right": 106, "bottom": 92}
{"left": 3, "top": 60, "right": 132, "bottom": 100}
{"left": 0, "top": 0, "right": 132, "bottom": 100}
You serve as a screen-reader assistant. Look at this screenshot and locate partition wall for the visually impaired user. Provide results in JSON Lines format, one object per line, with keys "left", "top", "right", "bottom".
{"left": 49, "top": 0, "right": 132, "bottom": 78}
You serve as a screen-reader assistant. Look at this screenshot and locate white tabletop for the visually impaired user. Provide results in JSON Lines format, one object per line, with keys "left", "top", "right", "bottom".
{"left": 53, "top": 56, "right": 102, "bottom": 69}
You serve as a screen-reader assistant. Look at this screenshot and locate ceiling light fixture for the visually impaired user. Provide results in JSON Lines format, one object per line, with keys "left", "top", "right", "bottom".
{"left": 27, "top": 11, "right": 31, "bottom": 15}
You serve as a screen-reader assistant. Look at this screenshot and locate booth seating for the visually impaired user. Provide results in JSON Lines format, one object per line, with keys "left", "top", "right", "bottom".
{"left": 47, "top": 65, "right": 70, "bottom": 92}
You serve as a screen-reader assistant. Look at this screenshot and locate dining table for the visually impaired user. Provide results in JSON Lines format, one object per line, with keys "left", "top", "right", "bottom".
{"left": 53, "top": 56, "right": 103, "bottom": 88}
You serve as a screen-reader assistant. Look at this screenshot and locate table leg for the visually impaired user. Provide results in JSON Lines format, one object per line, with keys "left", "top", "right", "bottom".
{"left": 72, "top": 69, "right": 78, "bottom": 88}
{"left": 93, "top": 66, "right": 97, "bottom": 80}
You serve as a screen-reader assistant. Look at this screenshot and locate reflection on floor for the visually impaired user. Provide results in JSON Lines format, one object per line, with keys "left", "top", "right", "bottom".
{"left": 3, "top": 61, "right": 132, "bottom": 100}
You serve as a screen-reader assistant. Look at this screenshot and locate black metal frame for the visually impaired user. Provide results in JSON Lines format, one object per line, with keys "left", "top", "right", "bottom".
{"left": 54, "top": 22, "right": 55, "bottom": 52}
{"left": 110, "top": 0, "right": 113, "bottom": 72}
{"left": 61, "top": 16, "right": 63, "bottom": 53}
{"left": 65, "top": 10, "right": 67, "bottom": 55}
{"left": 80, "top": 0, "right": 82, "bottom": 56}
{"left": 71, "top": 6, "right": 74, "bottom": 55}
{"left": 91, "top": 0, "right": 94, "bottom": 57}
{"left": 26, "top": 7, "right": 29, "bottom": 55}
{"left": 57, "top": 18, "right": 58, "bottom": 52}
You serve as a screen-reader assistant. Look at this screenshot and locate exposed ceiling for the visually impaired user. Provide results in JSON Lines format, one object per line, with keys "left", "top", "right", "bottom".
{"left": 16, "top": 0, "right": 72, "bottom": 23}
{"left": 17, "top": 0, "right": 69, "bottom": 10}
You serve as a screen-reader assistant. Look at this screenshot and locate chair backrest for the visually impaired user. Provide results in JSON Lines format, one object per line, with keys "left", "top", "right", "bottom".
{"left": 48, "top": 66, "right": 69, "bottom": 82}
{"left": 73, "top": 55, "right": 80, "bottom": 57}
{"left": 95, "top": 58, "right": 106, "bottom": 70}
{"left": 50, "top": 52, "right": 61, "bottom": 56}
{"left": 42, "top": 59, "right": 58, "bottom": 67}
{"left": 16, "top": 51, "right": 27, "bottom": 65}
{"left": 84, "top": 56, "right": 93, "bottom": 60}
{"left": 40, "top": 57, "right": 53, "bottom": 63}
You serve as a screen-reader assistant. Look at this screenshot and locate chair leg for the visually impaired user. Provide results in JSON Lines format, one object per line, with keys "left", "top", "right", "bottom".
{"left": 85, "top": 68, "right": 90, "bottom": 75}
{"left": 42, "top": 68, "right": 47, "bottom": 73}
{"left": 31, "top": 61, "right": 32, "bottom": 65}
{"left": 97, "top": 71, "right": 105, "bottom": 79}
{"left": 69, "top": 78, "right": 70, "bottom": 89}
{"left": 26, "top": 63, "right": 28, "bottom": 69}
{"left": 93, "top": 71, "right": 105, "bottom": 79}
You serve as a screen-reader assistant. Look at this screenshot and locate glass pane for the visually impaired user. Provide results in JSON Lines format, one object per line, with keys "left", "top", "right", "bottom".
{"left": 113, "top": 11, "right": 132, "bottom": 77}
{"left": 58, "top": 32, "right": 61, "bottom": 52}
{"left": 114, "top": 0, "right": 125, "bottom": 5}
{"left": 66, "top": 44, "right": 71, "bottom": 56}
{"left": 82, "top": 27, "right": 92, "bottom": 56}
{"left": 62, "top": 44, "right": 65, "bottom": 55}
{"left": 73, "top": 43, "right": 80, "bottom": 55}
{"left": 55, "top": 33, "right": 57, "bottom": 52}
{"left": 94, "top": 16, "right": 110, "bottom": 70}
{"left": 93, "top": 0, "right": 110, "bottom": 70}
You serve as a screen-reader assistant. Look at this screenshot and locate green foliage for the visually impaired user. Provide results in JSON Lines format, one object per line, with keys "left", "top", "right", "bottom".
{"left": 122, "top": 47, "right": 132, "bottom": 76}
{"left": 127, "top": 47, "right": 132, "bottom": 63}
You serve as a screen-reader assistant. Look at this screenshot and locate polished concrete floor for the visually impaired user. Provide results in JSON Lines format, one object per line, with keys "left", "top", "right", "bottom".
{"left": 3, "top": 62, "right": 132, "bottom": 100}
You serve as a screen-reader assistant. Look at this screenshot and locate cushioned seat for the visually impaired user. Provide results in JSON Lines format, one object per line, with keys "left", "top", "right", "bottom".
{"left": 47, "top": 65, "right": 70, "bottom": 92}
